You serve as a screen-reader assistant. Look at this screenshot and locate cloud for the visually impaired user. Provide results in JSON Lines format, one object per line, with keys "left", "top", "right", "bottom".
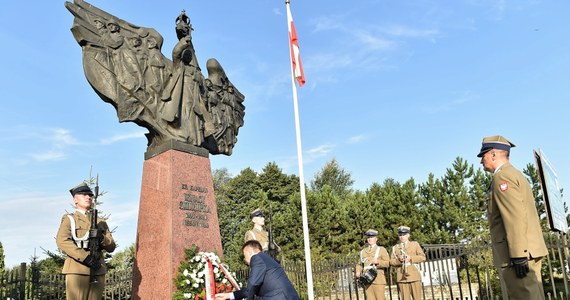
{"left": 99, "top": 130, "right": 146, "bottom": 145}
{"left": 52, "top": 128, "right": 79, "bottom": 146}
{"left": 31, "top": 150, "right": 65, "bottom": 161}
{"left": 353, "top": 30, "right": 395, "bottom": 50}
{"left": 347, "top": 134, "right": 369, "bottom": 144}
{"left": 380, "top": 25, "right": 440, "bottom": 40}
{"left": 423, "top": 90, "right": 478, "bottom": 114}
{"left": 304, "top": 144, "right": 336, "bottom": 163}
{"left": 30, "top": 128, "right": 78, "bottom": 162}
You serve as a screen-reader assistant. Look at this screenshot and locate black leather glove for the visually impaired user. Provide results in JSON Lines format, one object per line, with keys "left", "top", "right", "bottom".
{"left": 82, "top": 254, "right": 101, "bottom": 270}
{"left": 511, "top": 257, "right": 529, "bottom": 278}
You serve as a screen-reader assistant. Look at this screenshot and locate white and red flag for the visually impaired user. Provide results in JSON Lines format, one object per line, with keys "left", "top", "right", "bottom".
{"left": 286, "top": 2, "right": 305, "bottom": 87}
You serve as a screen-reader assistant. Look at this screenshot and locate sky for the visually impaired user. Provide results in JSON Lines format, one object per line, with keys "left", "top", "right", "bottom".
{"left": 0, "top": 0, "right": 568, "bottom": 268}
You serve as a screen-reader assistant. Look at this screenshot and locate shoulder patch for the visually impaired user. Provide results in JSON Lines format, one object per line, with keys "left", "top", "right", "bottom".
{"left": 499, "top": 182, "right": 509, "bottom": 191}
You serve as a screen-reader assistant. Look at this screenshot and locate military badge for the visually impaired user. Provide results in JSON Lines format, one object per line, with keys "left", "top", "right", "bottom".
{"left": 499, "top": 182, "right": 509, "bottom": 191}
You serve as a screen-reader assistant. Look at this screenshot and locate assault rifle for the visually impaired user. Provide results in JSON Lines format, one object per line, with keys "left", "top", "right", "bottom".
{"left": 88, "top": 175, "right": 101, "bottom": 284}
{"left": 267, "top": 206, "right": 280, "bottom": 263}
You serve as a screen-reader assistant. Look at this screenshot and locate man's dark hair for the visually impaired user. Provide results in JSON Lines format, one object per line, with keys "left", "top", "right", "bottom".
{"left": 242, "top": 240, "right": 263, "bottom": 252}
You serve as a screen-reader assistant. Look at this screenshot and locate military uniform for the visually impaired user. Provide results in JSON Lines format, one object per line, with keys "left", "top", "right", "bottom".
{"left": 245, "top": 208, "right": 281, "bottom": 254}
{"left": 355, "top": 229, "right": 390, "bottom": 300}
{"left": 479, "top": 135, "right": 548, "bottom": 300}
{"left": 389, "top": 226, "right": 425, "bottom": 300}
{"left": 56, "top": 183, "right": 116, "bottom": 300}
{"left": 244, "top": 227, "right": 270, "bottom": 251}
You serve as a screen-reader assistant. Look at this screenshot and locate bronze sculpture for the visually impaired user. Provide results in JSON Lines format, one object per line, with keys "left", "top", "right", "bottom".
{"left": 65, "top": 0, "right": 245, "bottom": 155}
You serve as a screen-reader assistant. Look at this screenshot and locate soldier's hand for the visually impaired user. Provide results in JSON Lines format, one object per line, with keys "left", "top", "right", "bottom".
{"left": 82, "top": 254, "right": 102, "bottom": 270}
{"left": 511, "top": 257, "right": 529, "bottom": 278}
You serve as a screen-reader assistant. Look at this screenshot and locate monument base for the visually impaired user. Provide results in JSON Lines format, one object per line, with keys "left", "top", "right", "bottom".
{"left": 132, "top": 141, "right": 223, "bottom": 299}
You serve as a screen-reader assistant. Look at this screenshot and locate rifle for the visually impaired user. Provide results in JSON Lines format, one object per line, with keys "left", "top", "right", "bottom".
{"left": 88, "top": 174, "right": 101, "bottom": 284}
{"left": 267, "top": 206, "right": 280, "bottom": 263}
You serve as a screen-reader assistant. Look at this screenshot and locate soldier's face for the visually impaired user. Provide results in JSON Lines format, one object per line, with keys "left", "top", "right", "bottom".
{"left": 398, "top": 233, "right": 410, "bottom": 243}
{"left": 74, "top": 193, "right": 93, "bottom": 211}
{"left": 252, "top": 216, "right": 265, "bottom": 226}
{"left": 480, "top": 150, "right": 495, "bottom": 172}
{"left": 367, "top": 237, "right": 377, "bottom": 246}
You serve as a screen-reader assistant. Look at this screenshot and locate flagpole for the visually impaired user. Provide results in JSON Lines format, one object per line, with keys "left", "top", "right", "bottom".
{"left": 285, "top": 1, "right": 314, "bottom": 299}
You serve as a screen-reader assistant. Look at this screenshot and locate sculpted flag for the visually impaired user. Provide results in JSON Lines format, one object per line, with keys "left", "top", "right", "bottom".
{"left": 287, "top": 3, "right": 305, "bottom": 87}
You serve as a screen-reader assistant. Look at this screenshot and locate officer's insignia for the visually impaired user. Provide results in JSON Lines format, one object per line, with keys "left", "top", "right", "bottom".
{"left": 499, "top": 182, "right": 508, "bottom": 191}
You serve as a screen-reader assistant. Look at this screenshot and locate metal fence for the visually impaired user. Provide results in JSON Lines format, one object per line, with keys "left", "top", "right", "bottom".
{"left": 2, "top": 234, "right": 569, "bottom": 299}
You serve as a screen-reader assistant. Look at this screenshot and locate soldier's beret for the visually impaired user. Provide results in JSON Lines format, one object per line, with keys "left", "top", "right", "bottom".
{"left": 250, "top": 208, "right": 264, "bottom": 219}
{"left": 477, "top": 135, "right": 516, "bottom": 157}
{"left": 69, "top": 182, "right": 94, "bottom": 196}
{"left": 364, "top": 229, "right": 378, "bottom": 237}
{"left": 397, "top": 226, "right": 411, "bottom": 234}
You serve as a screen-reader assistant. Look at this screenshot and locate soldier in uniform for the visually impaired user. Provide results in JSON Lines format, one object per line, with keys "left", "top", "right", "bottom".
{"left": 389, "top": 226, "right": 425, "bottom": 300}
{"left": 477, "top": 135, "right": 548, "bottom": 300}
{"left": 56, "top": 182, "right": 116, "bottom": 300}
{"left": 355, "top": 229, "right": 390, "bottom": 300}
{"left": 244, "top": 208, "right": 281, "bottom": 254}
{"left": 244, "top": 209, "right": 269, "bottom": 250}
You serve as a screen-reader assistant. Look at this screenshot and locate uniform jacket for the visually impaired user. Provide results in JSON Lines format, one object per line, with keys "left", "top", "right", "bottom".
{"left": 56, "top": 210, "right": 116, "bottom": 275}
{"left": 245, "top": 228, "right": 269, "bottom": 251}
{"left": 389, "top": 241, "right": 426, "bottom": 283}
{"left": 355, "top": 244, "right": 390, "bottom": 285}
{"left": 233, "top": 252, "right": 299, "bottom": 300}
{"left": 488, "top": 162, "right": 548, "bottom": 268}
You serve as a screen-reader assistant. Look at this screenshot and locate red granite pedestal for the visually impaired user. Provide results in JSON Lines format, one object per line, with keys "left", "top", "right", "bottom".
{"left": 132, "top": 141, "right": 223, "bottom": 300}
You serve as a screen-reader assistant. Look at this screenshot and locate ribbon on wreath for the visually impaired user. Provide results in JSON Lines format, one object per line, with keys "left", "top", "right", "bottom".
{"left": 204, "top": 256, "right": 217, "bottom": 300}
{"left": 218, "top": 263, "right": 240, "bottom": 291}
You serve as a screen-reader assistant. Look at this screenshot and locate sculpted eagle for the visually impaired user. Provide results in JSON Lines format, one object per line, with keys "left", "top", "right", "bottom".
{"left": 65, "top": 0, "right": 245, "bottom": 155}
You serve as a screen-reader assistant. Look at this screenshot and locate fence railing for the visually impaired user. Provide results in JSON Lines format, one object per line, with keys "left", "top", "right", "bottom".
{"left": 2, "top": 233, "right": 569, "bottom": 299}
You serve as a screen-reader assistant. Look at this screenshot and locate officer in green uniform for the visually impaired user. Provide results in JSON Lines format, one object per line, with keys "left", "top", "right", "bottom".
{"left": 355, "top": 229, "right": 390, "bottom": 300}
{"left": 389, "top": 226, "right": 425, "bottom": 300}
{"left": 478, "top": 135, "right": 548, "bottom": 300}
{"left": 56, "top": 182, "right": 116, "bottom": 300}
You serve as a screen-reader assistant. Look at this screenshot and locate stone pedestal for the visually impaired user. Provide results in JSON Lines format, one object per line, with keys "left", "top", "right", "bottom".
{"left": 132, "top": 141, "right": 223, "bottom": 299}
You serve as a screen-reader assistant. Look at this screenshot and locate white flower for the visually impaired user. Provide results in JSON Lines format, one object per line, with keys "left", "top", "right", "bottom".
{"left": 193, "top": 282, "right": 199, "bottom": 288}
{"left": 222, "top": 278, "right": 228, "bottom": 284}
{"left": 198, "top": 271, "right": 204, "bottom": 278}
{"left": 185, "top": 279, "right": 190, "bottom": 284}
{"left": 183, "top": 269, "right": 189, "bottom": 276}
{"left": 183, "top": 293, "right": 192, "bottom": 299}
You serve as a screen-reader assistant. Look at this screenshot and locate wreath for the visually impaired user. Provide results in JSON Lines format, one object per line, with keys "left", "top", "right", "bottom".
{"left": 173, "top": 245, "right": 241, "bottom": 300}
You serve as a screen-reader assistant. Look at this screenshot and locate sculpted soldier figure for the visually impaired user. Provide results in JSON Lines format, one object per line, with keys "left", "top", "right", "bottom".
{"left": 56, "top": 182, "right": 116, "bottom": 300}
{"left": 65, "top": 0, "right": 245, "bottom": 155}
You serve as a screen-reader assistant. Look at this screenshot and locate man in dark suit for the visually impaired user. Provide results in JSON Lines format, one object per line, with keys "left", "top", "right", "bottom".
{"left": 215, "top": 240, "right": 300, "bottom": 300}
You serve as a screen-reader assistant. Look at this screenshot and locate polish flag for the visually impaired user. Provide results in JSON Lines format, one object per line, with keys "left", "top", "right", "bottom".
{"left": 287, "top": 4, "right": 305, "bottom": 87}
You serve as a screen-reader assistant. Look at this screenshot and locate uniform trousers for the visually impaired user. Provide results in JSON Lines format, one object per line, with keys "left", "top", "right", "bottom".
{"left": 365, "top": 283, "right": 386, "bottom": 300}
{"left": 65, "top": 274, "right": 105, "bottom": 300}
{"left": 398, "top": 280, "right": 421, "bottom": 300}
{"left": 500, "top": 257, "right": 544, "bottom": 300}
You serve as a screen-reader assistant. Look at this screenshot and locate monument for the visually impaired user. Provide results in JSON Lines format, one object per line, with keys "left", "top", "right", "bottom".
{"left": 65, "top": 0, "right": 246, "bottom": 298}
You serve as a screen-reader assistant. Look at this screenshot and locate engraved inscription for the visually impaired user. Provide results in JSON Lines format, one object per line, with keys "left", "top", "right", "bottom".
{"left": 179, "top": 184, "right": 211, "bottom": 228}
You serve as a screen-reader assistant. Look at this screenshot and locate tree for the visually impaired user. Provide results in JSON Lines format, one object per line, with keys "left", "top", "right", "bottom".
{"left": 0, "top": 241, "right": 5, "bottom": 273}
{"left": 310, "top": 158, "right": 354, "bottom": 196}
{"left": 215, "top": 167, "right": 262, "bottom": 268}
{"left": 418, "top": 157, "right": 487, "bottom": 244}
